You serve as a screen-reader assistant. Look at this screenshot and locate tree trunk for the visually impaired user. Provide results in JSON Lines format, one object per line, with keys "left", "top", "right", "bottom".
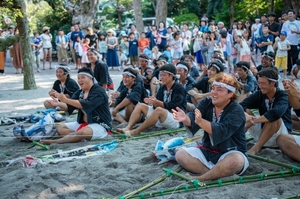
{"left": 132, "top": 0, "right": 144, "bottom": 33}
{"left": 229, "top": 0, "right": 235, "bottom": 30}
{"left": 63, "top": 0, "right": 98, "bottom": 32}
{"left": 13, "top": 0, "right": 37, "bottom": 90}
{"left": 283, "top": 0, "right": 300, "bottom": 16}
{"left": 155, "top": 0, "right": 167, "bottom": 27}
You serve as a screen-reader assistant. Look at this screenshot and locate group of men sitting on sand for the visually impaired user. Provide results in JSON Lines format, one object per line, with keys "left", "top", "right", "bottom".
{"left": 39, "top": 50, "right": 300, "bottom": 182}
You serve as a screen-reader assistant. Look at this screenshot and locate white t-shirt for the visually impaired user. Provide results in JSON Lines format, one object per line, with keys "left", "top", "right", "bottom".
{"left": 281, "top": 20, "right": 300, "bottom": 45}
{"left": 181, "top": 30, "right": 192, "bottom": 43}
{"left": 275, "top": 39, "right": 290, "bottom": 57}
{"left": 40, "top": 33, "right": 52, "bottom": 48}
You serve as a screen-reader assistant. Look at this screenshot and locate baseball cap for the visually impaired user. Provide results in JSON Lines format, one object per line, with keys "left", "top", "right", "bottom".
{"left": 280, "top": 31, "right": 287, "bottom": 36}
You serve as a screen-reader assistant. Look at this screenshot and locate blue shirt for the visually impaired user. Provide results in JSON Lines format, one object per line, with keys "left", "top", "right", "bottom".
{"left": 162, "top": 50, "right": 172, "bottom": 64}
{"left": 129, "top": 39, "right": 138, "bottom": 56}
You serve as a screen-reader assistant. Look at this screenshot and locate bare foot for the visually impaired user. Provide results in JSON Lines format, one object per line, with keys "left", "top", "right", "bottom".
{"left": 247, "top": 147, "right": 258, "bottom": 155}
{"left": 124, "top": 129, "right": 138, "bottom": 137}
{"left": 116, "top": 127, "right": 129, "bottom": 133}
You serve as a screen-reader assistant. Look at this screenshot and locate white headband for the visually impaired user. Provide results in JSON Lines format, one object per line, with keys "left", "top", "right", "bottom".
{"left": 139, "top": 57, "right": 149, "bottom": 62}
{"left": 176, "top": 63, "right": 189, "bottom": 71}
{"left": 239, "top": 64, "right": 249, "bottom": 71}
{"left": 212, "top": 81, "right": 236, "bottom": 92}
{"left": 122, "top": 71, "right": 136, "bottom": 78}
{"left": 258, "top": 75, "right": 278, "bottom": 82}
{"left": 78, "top": 72, "right": 93, "bottom": 79}
{"left": 160, "top": 70, "right": 174, "bottom": 76}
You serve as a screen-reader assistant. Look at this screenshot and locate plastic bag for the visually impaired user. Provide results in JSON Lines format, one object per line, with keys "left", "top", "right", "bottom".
{"left": 193, "top": 40, "right": 201, "bottom": 53}
{"left": 182, "top": 39, "right": 189, "bottom": 51}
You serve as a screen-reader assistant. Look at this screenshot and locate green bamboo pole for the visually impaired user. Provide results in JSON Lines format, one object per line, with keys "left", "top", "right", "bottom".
{"left": 125, "top": 169, "right": 300, "bottom": 199}
{"left": 291, "top": 131, "right": 300, "bottom": 135}
{"left": 115, "top": 128, "right": 185, "bottom": 142}
{"left": 247, "top": 154, "right": 299, "bottom": 170}
{"left": 121, "top": 167, "right": 183, "bottom": 199}
{"left": 281, "top": 195, "right": 300, "bottom": 199}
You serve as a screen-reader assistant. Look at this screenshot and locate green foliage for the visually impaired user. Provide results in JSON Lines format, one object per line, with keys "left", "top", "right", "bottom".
{"left": 173, "top": 13, "right": 199, "bottom": 26}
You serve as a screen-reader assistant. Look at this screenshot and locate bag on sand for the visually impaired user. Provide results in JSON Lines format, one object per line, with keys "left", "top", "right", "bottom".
{"left": 13, "top": 111, "right": 58, "bottom": 142}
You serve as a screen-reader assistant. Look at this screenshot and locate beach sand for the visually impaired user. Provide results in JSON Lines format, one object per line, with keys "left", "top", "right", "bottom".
{"left": 0, "top": 64, "right": 300, "bottom": 199}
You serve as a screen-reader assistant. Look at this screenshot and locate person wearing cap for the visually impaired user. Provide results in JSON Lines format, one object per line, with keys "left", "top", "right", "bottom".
{"left": 40, "top": 26, "right": 53, "bottom": 70}
{"left": 267, "top": 12, "right": 280, "bottom": 38}
{"left": 273, "top": 31, "right": 291, "bottom": 79}
{"left": 200, "top": 18, "right": 210, "bottom": 33}
{"left": 55, "top": 28, "right": 69, "bottom": 65}
{"left": 173, "top": 73, "right": 249, "bottom": 182}
{"left": 291, "top": 59, "right": 300, "bottom": 79}
{"left": 116, "top": 64, "right": 186, "bottom": 136}
{"left": 189, "top": 61, "right": 224, "bottom": 105}
{"left": 176, "top": 61, "right": 195, "bottom": 111}
{"left": 240, "top": 67, "right": 291, "bottom": 155}
{"left": 234, "top": 61, "right": 257, "bottom": 103}
{"left": 44, "top": 65, "right": 79, "bottom": 110}
{"left": 111, "top": 68, "right": 146, "bottom": 124}
{"left": 281, "top": 9, "right": 300, "bottom": 75}
{"left": 41, "top": 67, "right": 112, "bottom": 145}
{"left": 252, "top": 51, "right": 276, "bottom": 76}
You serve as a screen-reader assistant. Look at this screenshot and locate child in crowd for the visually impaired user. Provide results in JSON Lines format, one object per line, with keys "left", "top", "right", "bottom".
{"left": 119, "top": 35, "right": 129, "bottom": 68}
{"left": 239, "top": 30, "right": 251, "bottom": 63}
{"left": 204, "top": 31, "right": 217, "bottom": 63}
{"left": 128, "top": 32, "right": 138, "bottom": 67}
{"left": 170, "top": 31, "right": 183, "bottom": 64}
{"left": 81, "top": 38, "right": 90, "bottom": 67}
{"left": 138, "top": 32, "right": 149, "bottom": 54}
{"left": 31, "top": 32, "right": 42, "bottom": 72}
{"left": 74, "top": 35, "right": 83, "bottom": 69}
{"left": 151, "top": 46, "right": 162, "bottom": 64}
{"left": 98, "top": 33, "right": 107, "bottom": 62}
{"left": 291, "top": 59, "right": 300, "bottom": 79}
{"left": 273, "top": 31, "right": 290, "bottom": 79}
{"left": 257, "top": 26, "right": 274, "bottom": 54}
{"left": 162, "top": 45, "right": 172, "bottom": 64}
{"left": 234, "top": 36, "right": 241, "bottom": 64}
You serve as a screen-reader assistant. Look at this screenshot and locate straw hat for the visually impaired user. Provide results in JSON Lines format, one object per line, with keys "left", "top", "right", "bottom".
{"left": 42, "top": 26, "right": 50, "bottom": 32}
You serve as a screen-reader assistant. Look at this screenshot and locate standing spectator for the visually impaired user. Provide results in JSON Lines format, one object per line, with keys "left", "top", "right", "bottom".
{"left": 234, "top": 20, "right": 245, "bottom": 39}
{"left": 281, "top": 9, "right": 300, "bottom": 75}
{"left": 200, "top": 18, "right": 210, "bottom": 33}
{"left": 70, "top": 24, "right": 84, "bottom": 66}
{"left": 162, "top": 45, "right": 172, "bottom": 64}
{"left": 55, "top": 28, "right": 69, "bottom": 65}
{"left": 181, "top": 23, "right": 192, "bottom": 55}
{"left": 273, "top": 31, "right": 291, "bottom": 79}
{"left": 257, "top": 26, "right": 274, "bottom": 54}
{"left": 106, "top": 29, "right": 120, "bottom": 71}
{"left": 74, "top": 35, "right": 83, "bottom": 69}
{"left": 120, "top": 35, "right": 129, "bottom": 68}
{"left": 81, "top": 38, "right": 90, "bottom": 67}
{"left": 67, "top": 26, "right": 76, "bottom": 65}
{"left": 30, "top": 32, "right": 42, "bottom": 72}
{"left": 40, "top": 26, "right": 53, "bottom": 70}
{"left": 85, "top": 27, "right": 98, "bottom": 49}
{"left": 279, "top": 11, "right": 288, "bottom": 31}
{"left": 268, "top": 12, "right": 280, "bottom": 39}
{"left": 258, "top": 14, "right": 269, "bottom": 38}
{"left": 5, "top": 26, "right": 14, "bottom": 62}
{"left": 128, "top": 32, "right": 139, "bottom": 68}
{"left": 12, "top": 28, "right": 23, "bottom": 74}
{"left": 244, "top": 20, "right": 252, "bottom": 37}
{"left": 157, "top": 21, "right": 168, "bottom": 52}
{"left": 128, "top": 24, "right": 140, "bottom": 40}
{"left": 98, "top": 33, "right": 107, "bottom": 62}
{"left": 251, "top": 18, "right": 261, "bottom": 38}
{"left": 0, "top": 34, "right": 20, "bottom": 74}
{"left": 146, "top": 25, "right": 158, "bottom": 50}
{"left": 204, "top": 31, "right": 218, "bottom": 63}
{"left": 151, "top": 46, "right": 162, "bottom": 64}
{"left": 240, "top": 30, "right": 252, "bottom": 63}
{"left": 171, "top": 31, "right": 183, "bottom": 64}
{"left": 138, "top": 32, "right": 149, "bottom": 54}
{"left": 194, "top": 31, "right": 205, "bottom": 71}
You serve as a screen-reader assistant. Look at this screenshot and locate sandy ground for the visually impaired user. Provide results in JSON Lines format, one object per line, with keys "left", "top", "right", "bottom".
{"left": 0, "top": 58, "right": 300, "bottom": 199}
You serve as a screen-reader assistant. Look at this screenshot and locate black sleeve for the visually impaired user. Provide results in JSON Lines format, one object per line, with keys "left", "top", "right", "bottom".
{"left": 264, "top": 92, "right": 290, "bottom": 122}
{"left": 79, "top": 87, "right": 106, "bottom": 115}
{"left": 239, "top": 91, "right": 261, "bottom": 110}
{"left": 126, "top": 84, "right": 143, "bottom": 105}
{"left": 163, "top": 84, "right": 186, "bottom": 111}
{"left": 115, "top": 88, "right": 127, "bottom": 106}
{"left": 67, "top": 90, "right": 81, "bottom": 114}
{"left": 52, "top": 80, "right": 61, "bottom": 92}
{"left": 65, "top": 78, "right": 80, "bottom": 97}
{"left": 94, "top": 62, "right": 108, "bottom": 86}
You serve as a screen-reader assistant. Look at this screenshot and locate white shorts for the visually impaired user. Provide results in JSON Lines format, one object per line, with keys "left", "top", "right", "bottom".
{"left": 248, "top": 120, "right": 288, "bottom": 147}
{"left": 146, "top": 106, "right": 180, "bottom": 129}
{"left": 183, "top": 147, "right": 249, "bottom": 175}
{"left": 293, "top": 135, "right": 300, "bottom": 146}
{"left": 65, "top": 122, "right": 108, "bottom": 140}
